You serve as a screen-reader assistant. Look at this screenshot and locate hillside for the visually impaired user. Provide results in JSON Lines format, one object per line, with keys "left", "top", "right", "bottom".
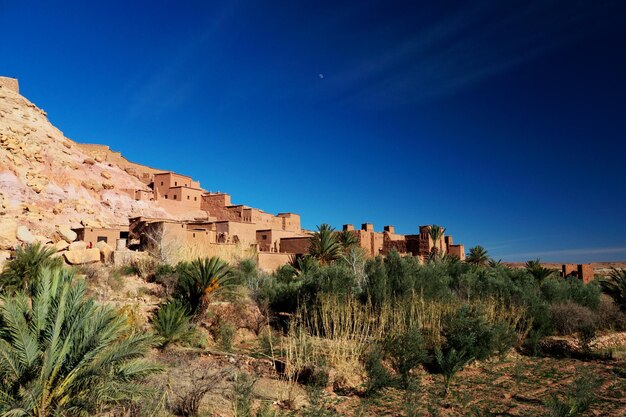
{"left": 0, "top": 78, "right": 172, "bottom": 249}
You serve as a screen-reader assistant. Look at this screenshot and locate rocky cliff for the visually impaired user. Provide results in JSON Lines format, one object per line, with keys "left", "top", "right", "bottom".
{"left": 0, "top": 79, "right": 171, "bottom": 249}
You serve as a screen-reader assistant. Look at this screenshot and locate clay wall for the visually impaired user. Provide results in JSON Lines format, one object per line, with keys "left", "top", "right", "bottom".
{"left": 278, "top": 213, "right": 301, "bottom": 232}
{"left": 279, "top": 236, "right": 311, "bottom": 255}
{"left": 76, "top": 143, "right": 160, "bottom": 184}
{"left": 562, "top": 264, "right": 578, "bottom": 277}
{"left": 135, "top": 190, "right": 154, "bottom": 201}
{"left": 163, "top": 186, "right": 203, "bottom": 209}
{"left": 448, "top": 244, "right": 465, "bottom": 260}
{"left": 75, "top": 227, "right": 127, "bottom": 246}
{"left": 257, "top": 229, "right": 304, "bottom": 252}
{"left": 257, "top": 252, "right": 294, "bottom": 272}
{"left": 201, "top": 194, "right": 240, "bottom": 221}
{"left": 578, "top": 264, "right": 595, "bottom": 284}
{"left": 0, "top": 77, "right": 19, "bottom": 94}
{"left": 215, "top": 221, "right": 258, "bottom": 245}
{"left": 202, "top": 193, "right": 232, "bottom": 207}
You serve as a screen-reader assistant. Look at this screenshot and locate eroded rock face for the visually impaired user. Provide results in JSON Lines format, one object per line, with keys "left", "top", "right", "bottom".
{"left": 64, "top": 248, "right": 101, "bottom": 265}
{"left": 0, "top": 84, "right": 172, "bottom": 248}
{"left": 0, "top": 219, "right": 17, "bottom": 249}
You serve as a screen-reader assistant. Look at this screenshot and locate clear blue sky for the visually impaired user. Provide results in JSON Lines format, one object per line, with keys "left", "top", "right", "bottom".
{"left": 2, "top": 1, "right": 625, "bottom": 262}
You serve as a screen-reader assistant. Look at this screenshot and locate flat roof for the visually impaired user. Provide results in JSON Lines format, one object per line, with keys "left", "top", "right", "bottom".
{"left": 169, "top": 185, "right": 204, "bottom": 192}
{"left": 154, "top": 171, "right": 192, "bottom": 179}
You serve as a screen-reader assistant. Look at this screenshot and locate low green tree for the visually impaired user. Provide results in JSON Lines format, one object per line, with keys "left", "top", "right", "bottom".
{"left": 177, "top": 257, "right": 233, "bottom": 317}
{"left": 0, "top": 243, "right": 63, "bottom": 294}
{"left": 152, "top": 299, "right": 193, "bottom": 348}
{"left": 309, "top": 224, "right": 342, "bottom": 265}
{"left": 465, "top": 245, "right": 490, "bottom": 266}
{"left": 0, "top": 267, "right": 161, "bottom": 415}
{"left": 600, "top": 268, "right": 626, "bottom": 310}
{"left": 525, "top": 258, "right": 556, "bottom": 281}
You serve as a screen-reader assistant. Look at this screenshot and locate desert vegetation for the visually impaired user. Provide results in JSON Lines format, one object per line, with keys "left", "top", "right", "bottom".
{"left": 1, "top": 235, "right": 625, "bottom": 416}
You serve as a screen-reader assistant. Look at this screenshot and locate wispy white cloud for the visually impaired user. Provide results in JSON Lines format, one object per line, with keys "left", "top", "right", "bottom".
{"left": 126, "top": 3, "right": 238, "bottom": 119}
{"left": 500, "top": 246, "right": 626, "bottom": 260}
{"left": 316, "top": 1, "right": 622, "bottom": 107}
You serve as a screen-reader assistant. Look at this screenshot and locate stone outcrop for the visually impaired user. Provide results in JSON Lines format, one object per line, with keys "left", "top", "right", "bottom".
{"left": 64, "top": 248, "right": 101, "bottom": 265}
{"left": 16, "top": 225, "right": 35, "bottom": 244}
{"left": 57, "top": 225, "right": 77, "bottom": 243}
{"left": 96, "top": 241, "right": 114, "bottom": 263}
{"left": 68, "top": 241, "right": 87, "bottom": 251}
{"left": 0, "top": 219, "right": 17, "bottom": 249}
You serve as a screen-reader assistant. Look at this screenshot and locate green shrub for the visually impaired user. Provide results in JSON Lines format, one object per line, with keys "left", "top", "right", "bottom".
{"left": 217, "top": 321, "right": 235, "bottom": 351}
{"left": 442, "top": 305, "right": 516, "bottom": 361}
{"left": 0, "top": 243, "right": 63, "bottom": 294}
{"left": 383, "top": 327, "right": 428, "bottom": 387}
{"left": 152, "top": 299, "right": 193, "bottom": 348}
{"left": 364, "top": 345, "right": 393, "bottom": 395}
{"left": 545, "top": 370, "right": 600, "bottom": 416}
{"left": 232, "top": 372, "right": 255, "bottom": 417}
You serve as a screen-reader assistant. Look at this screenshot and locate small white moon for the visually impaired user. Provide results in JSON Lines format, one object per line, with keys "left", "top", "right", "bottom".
{"left": 318, "top": 73, "right": 324, "bottom": 79}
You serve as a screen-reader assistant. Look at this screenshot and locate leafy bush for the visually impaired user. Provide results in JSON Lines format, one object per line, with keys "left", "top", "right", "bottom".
{"left": 550, "top": 303, "right": 597, "bottom": 335}
{"left": 0, "top": 243, "right": 63, "bottom": 294}
{"left": 217, "top": 321, "right": 235, "bottom": 351}
{"left": 364, "top": 345, "right": 393, "bottom": 395}
{"left": 232, "top": 372, "right": 255, "bottom": 417}
{"left": 544, "top": 370, "right": 600, "bottom": 416}
{"left": 0, "top": 267, "right": 161, "bottom": 415}
{"left": 442, "top": 305, "right": 516, "bottom": 361}
{"left": 152, "top": 299, "right": 193, "bottom": 348}
{"left": 383, "top": 327, "right": 428, "bottom": 387}
{"left": 541, "top": 277, "right": 601, "bottom": 309}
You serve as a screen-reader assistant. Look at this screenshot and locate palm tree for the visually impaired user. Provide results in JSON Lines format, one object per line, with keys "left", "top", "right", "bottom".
{"left": 600, "top": 268, "right": 626, "bottom": 311}
{"left": 308, "top": 224, "right": 342, "bottom": 265}
{"left": 525, "top": 258, "right": 556, "bottom": 281}
{"left": 337, "top": 229, "right": 359, "bottom": 251}
{"left": 0, "top": 267, "right": 161, "bottom": 416}
{"left": 428, "top": 225, "right": 445, "bottom": 257}
{"left": 0, "top": 243, "right": 63, "bottom": 294}
{"left": 466, "top": 245, "right": 490, "bottom": 266}
{"left": 177, "top": 257, "right": 233, "bottom": 317}
{"left": 152, "top": 299, "right": 193, "bottom": 348}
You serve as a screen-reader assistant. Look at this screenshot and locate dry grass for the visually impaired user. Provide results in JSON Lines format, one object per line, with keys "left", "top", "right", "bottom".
{"left": 277, "top": 293, "right": 531, "bottom": 391}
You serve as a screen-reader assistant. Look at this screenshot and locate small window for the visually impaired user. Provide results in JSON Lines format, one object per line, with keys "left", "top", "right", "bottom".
{"left": 164, "top": 195, "right": 168, "bottom": 199}
{"left": 194, "top": 197, "right": 197, "bottom": 201}
{"left": 160, "top": 181, "right": 164, "bottom": 186}
{"left": 175, "top": 181, "right": 178, "bottom": 186}
{"left": 193, "top": 233, "right": 196, "bottom": 238}
{"left": 187, "top": 196, "right": 190, "bottom": 200}
{"left": 173, "top": 195, "right": 177, "bottom": 200}
{"left": 97, "top": 236, "right": 107, "bottom": 243}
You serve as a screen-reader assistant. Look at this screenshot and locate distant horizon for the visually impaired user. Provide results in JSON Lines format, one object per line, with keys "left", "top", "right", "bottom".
{"left": 2, "top": 1, "right": 625, "bottom": 263}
